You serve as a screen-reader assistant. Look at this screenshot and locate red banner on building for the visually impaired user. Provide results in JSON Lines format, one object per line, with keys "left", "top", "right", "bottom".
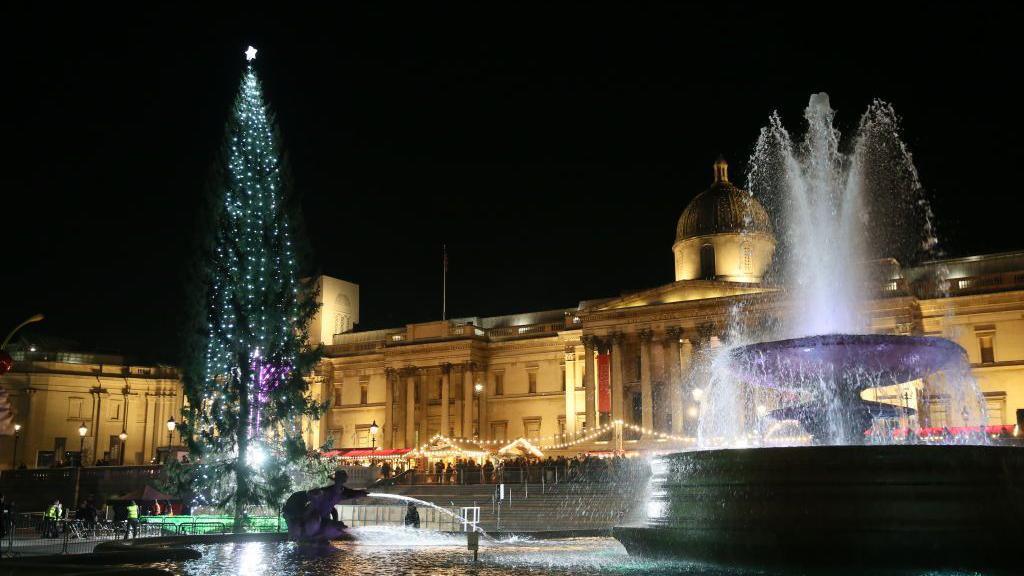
{"left": 597, "top": 353, "right": 611, "bottom": 413}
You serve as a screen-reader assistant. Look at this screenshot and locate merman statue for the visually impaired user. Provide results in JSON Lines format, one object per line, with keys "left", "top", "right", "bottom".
{"left": 281, "top": 470, "right": 369, "bottom": 542}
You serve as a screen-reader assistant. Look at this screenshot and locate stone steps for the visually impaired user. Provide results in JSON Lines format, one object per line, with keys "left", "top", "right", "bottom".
{"left": 360, "top": 482, "right": 645, "bottom": 531}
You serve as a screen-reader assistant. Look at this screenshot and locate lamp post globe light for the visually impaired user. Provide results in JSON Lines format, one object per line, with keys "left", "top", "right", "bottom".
{"left": 12, "top": 423, "right": 21, "bottom": 467}
{"left": 78, "top": 421, "right": 88, "bottom": 466}
{"left": 119, "top": 430, "right": 128, "bottom": 466}
{"left": 369, "top": 420, "right": 379, "bottom": 448}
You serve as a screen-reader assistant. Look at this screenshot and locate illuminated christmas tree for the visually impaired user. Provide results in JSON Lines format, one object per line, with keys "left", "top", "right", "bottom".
{"left": 180, "top": 46, "right": 322, "bottom": 527}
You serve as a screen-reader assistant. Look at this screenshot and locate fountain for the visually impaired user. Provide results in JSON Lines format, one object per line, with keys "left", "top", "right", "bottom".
{"left": 613, "top": 94, "right": 1024, "bottom": 571}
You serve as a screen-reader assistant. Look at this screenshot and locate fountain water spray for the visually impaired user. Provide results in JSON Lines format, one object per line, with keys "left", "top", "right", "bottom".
{"left": 694, "top": 93, "right": 985, "bottom": 446}
{"left": 364, "top": 492, "right": 491, "bottom": 538}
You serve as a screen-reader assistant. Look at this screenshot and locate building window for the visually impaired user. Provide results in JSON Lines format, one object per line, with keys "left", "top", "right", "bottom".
{"left": 557, "top": 416, "right": 566, "bottom": 437}
{"left": 561, "top": 365, "right": 566, "bottom": 391}
{"left": 985, "top": 393, "right": 1006, "bottom": 425}
{"left": 360, "top": 383, "right": 369, "bottom": 405}
{"left": 68, "top": 398, "right": 84, "bottom": 420}
{"left": 108, "top": 400, "right": 123, "bottom": 421}
{"left": 700, "top": 244, "right": 716, "bottom": 280}
{"left": 528, "top": 371, "right": 537, "bottom": 394}
{"left": 523, "top": 418, "right": 541, "bottom": 439}
{"left": 333, "top": 386, "right": 343, "bottom": 407}
{"left": 491, "top": 422, "right": 507, "bottom": 442}
{"left": 979, "top": 335, "right": 995, "bottom": 364}
{"left": 927, "top": 398, "right": 949, "bottom": 428}
{"left": 436, "top": 377, "right": 443, "bottom": 400}
{"left": 494, "top": 373, "right": 504, "bottom": 396}
{"left": 741, "top": 241, "right": 753, "bottom": 274}
{"left": 631, "top": 392, "right": 642, "bottom": 424}
{"left": 355, "top": 427, "right": 370, "bottom": 447}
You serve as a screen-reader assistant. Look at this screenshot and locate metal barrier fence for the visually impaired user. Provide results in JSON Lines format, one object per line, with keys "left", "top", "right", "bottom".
{"left": 0, "top": 512, "right": 164, "bottom": 558}
{"left": 336, "top": 504, "right": 467, "bottom": 531}
{"left": 0, "top": 513, "right": 285, "bottom": 558}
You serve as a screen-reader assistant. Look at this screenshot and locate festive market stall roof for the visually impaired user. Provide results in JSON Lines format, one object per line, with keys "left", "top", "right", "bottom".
{"left": 340, "top": 448, "right": 412, "bottom": 460}
{"left": 415, "top": 435, "right": 488, "bottom": 459}
{"left": 321, "top": 448, "right": 412, "bottom": 460}
{"left": 497, "top": 437, "right": 544, "bottom": 458}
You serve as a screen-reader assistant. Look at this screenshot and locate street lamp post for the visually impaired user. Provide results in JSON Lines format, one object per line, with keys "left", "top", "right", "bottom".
{"left": 1, "top": 313, "right": 45, "bottom": 350}
{"left": 474, "top": 383, "right": 484, "bottom": 438}
{"left": 119, "top": 430, "right": 128, "bottom": 466}
{"left": 12, "top": 423, "right": 21, "bottom": 468}
{"left": 78, "top": 422, "right": 88, "bottom": 467}
{"left": 369, "top": 420, "right": 379, "bottom": 448}
{"left": 166, "top": 416, "right": 176, "bottom": 463}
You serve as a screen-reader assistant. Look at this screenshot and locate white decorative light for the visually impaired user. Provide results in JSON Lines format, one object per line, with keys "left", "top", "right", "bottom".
{"left": 248, "top": 445, "right": 266, "bottom": 468}
{"left": 245, "top": 46, "right": 258, "bottom": 61}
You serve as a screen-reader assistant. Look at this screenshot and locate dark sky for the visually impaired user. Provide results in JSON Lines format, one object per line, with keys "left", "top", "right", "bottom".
{"left": 4, "top": 3, "right": 1022, "bottom": 361}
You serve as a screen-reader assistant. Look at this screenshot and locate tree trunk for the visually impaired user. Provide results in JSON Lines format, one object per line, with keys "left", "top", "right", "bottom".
{"left": 234, "top": 367, "right": 251, "bottom": 533}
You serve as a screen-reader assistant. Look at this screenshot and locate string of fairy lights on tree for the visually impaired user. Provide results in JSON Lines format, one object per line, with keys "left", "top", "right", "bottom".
{"left": 176, "top": 46, "right": 323, "bottom": 519}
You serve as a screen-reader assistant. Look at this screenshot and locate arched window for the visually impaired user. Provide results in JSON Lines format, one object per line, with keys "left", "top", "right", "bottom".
{"left": 700, "top": 244, "right": 716, "bottom": 280}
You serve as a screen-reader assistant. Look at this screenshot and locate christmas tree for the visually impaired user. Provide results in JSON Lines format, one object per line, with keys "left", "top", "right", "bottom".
{"left": 180, "top": 46, "right": 322, "bottom": 528}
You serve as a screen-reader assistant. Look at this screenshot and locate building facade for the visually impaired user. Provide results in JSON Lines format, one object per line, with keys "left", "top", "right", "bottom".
{"left": 0, "top": 350, "right": 183, "bottom": 469}
{"left": 3, "top": 158, "right": 1023, "bottom": 468}
{"left": 312, "top": 159, "right": 1024, "bottom": 452}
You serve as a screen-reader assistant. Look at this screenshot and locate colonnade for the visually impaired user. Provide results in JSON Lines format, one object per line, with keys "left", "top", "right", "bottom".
{"left": 581, "top": 327, "right": 711, "bottom": 444}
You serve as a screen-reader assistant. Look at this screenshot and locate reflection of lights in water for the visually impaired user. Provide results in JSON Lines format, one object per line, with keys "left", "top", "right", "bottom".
{"left": 691, "top": 388, "right": 704, "bottom": 402}
{"left": 645, "top": 457, "right": 669, "bottom": 520}
{"left": 686, "top": 405, "right": 699, "bottom": 419}
{"left": 238, "top": 541, "right": 265, "bottom": 575}
{"left": 645, "top": 498, "right": 667, "bottom": 520}
{"left": 756, "top": 405, "right": 768, "bottom": 418}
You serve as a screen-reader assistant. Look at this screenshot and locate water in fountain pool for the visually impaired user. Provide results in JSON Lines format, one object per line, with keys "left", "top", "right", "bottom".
{"left": 147, "top": 535, "right": 997, "bottom": 576}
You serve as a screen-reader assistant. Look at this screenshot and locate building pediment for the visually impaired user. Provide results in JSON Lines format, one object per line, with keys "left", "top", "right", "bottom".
{"left": 589, "top": 279, "right": 774, "bottom": 311}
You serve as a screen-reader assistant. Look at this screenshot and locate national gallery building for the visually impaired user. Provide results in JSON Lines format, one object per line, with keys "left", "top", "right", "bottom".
{"left": 310, "top": 159, "right": 1024, "bottom": 453}
{"left": 3, "top": 159, "right": 1024, "bottom": 467}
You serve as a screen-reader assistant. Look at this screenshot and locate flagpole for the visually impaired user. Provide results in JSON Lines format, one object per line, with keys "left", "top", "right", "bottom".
{"left": 442, "top": 243, "right": 448, "bottom": 321}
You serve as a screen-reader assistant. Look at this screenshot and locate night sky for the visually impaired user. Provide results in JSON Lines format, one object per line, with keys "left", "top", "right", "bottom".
{"left": 4, "top": 3, "right": 1022, "bottom": 362}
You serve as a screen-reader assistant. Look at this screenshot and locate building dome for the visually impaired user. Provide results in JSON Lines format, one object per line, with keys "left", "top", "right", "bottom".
{"left": 672, "top": 157, "right": 776, "bottom": 283}
{"left": 675, "top": 157, "right": 772, "bottom": 242}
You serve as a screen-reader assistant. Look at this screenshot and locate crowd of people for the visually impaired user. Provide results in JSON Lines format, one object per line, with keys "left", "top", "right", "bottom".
{"left": 381, "top": 453, "right": 651, "bottom": 485}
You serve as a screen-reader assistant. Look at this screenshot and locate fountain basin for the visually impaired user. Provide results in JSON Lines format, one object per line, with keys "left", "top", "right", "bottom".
{"left": 728, "top": 333, "right": 964, "bottom": 390}
{"left": 726, "top": 334, "right": 966, "bottom": 442}
{"left": 614, "top": 445, "right": 1024, "bottom": 570}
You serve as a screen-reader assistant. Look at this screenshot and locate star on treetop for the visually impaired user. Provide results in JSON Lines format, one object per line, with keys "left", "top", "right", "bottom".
{"left": 245, "top": 46, "right": 258, "bottom": 61}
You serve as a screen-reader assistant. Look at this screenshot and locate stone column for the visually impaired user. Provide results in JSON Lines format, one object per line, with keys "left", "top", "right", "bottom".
{"left": 384, "top": 368, "right": 395, "bottom": 448}
{"left": 564, "top": 345, "right": 577, "bottom": 439}
{"left": 639, "top": 329, "right": 654, "bottom": 434}
{"left": 405, "top": 369, "right": 417, "bottom": 449}
{"left": 582, "top": 335, "right": 597, "bottom": 431}
{"left": 682, "top": 337, "right": 697, "bottom": 435}
{"left": 479, "top": 366, "right": 489, "bottom": 440}
{"left": 665, "top": 327, "right": 685, "bottom": 435}
{"left": 611, "top": 333, "right": 625, "bottom": 447}
{"left": 440, "top": 363, "right": 451, "bottom": 438}
{"left": 462, "top": 362, "right": 474, "bottom": 437}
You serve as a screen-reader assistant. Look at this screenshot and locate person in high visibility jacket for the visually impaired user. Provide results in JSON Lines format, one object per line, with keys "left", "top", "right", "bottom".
{"left": 124, "top": 500, "right": 140, "bottom": 539}
{"left": 43, "top": 499, "right": 61, "bottom": 538}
